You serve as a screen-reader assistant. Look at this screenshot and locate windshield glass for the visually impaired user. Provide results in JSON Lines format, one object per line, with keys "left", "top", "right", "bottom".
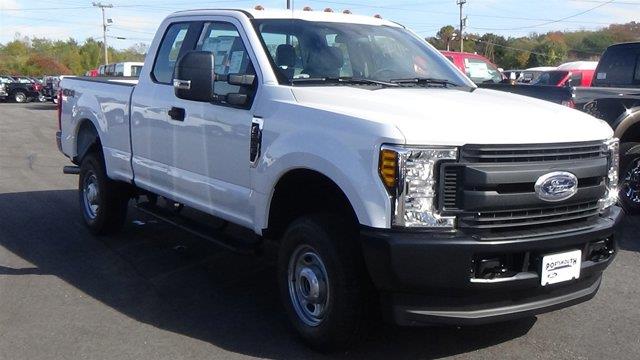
{"left": 463, "top": 57, "right": 503, "bottom": 84}
{"left": 532, "top": 71, "right": 569, "bottom": 86}
{"left": 252, "top": 19, "right": 473, "bottom": 87}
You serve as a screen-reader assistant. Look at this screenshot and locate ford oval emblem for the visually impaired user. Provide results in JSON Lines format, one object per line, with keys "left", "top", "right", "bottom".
{"left": 534, "top": 172, "right": 578, "bottom": 202}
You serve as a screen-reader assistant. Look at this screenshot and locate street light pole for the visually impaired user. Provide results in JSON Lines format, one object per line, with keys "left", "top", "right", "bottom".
{"left": 93, "top": 2, "right": 113, "bottom": 65}
{"left": 457, "top": 0, "right": 466, "bottom": 53}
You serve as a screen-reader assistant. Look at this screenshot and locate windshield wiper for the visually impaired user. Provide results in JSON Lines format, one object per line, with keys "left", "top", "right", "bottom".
{"left": 291, "top": 77, "right": 398, "bottom": 87}
{"left": 390, "top": 77, "right": 460, "bottom": 87}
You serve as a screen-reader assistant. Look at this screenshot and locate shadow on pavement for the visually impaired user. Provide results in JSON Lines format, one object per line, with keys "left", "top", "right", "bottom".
{"left": 24, "top": 103, "right": 57, "bottom": 110}
{"left": 0, "top": 190, "right": 540, "bottom": 359}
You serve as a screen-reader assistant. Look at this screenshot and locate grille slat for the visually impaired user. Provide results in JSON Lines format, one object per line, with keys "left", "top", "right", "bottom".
{"left": 460, "top": 201, "right": 599, "bottom": 230}
{"left": 462, "top": 142, "right": 606, "bottom": 163}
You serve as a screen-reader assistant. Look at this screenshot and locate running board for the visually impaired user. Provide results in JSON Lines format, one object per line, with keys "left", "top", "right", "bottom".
{"left": 63, "top": 166, "right": 80, "bottom": 175}
{"left": 135, "top": 201, "right": 261, "bottom": 255}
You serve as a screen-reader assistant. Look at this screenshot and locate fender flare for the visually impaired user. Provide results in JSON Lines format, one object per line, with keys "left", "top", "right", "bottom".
{"left": 613, "top": 106, "right": 640, "bottom": 140}
{"left": 74, "top": 119, "right": 101, "bottom": 163}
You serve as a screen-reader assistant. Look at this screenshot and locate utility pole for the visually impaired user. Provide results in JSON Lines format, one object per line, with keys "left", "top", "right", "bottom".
{"left": 93, "top": 2, "right": 113, "bottom": 65}
{"left": 457, "top": 0, "right": 466, "bottom": 53}
{"left": 286, "top": 0, "right": 291, "bottom": 9}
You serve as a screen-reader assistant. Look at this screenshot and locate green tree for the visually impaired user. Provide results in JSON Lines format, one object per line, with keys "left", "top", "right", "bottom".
{"left": 528, "top": 39, "right": 568, "bottom": 67}
{"left": 436, "top": 25, "right": 457, "bottom": 51}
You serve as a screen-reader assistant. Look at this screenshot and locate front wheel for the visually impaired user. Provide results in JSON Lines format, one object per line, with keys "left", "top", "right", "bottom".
{"left": 619, "top": 143, "right": 640, "bottom": 214}
{"left": 79, "top": 152, "right": 129, "bottom": 235}
{"left": 278, "top": 214, "right": 372, "bottom": 351}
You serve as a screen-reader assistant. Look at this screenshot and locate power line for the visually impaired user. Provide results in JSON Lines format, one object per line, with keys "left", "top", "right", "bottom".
{"left": 469, "top": 0, "right": 616, "bottom": 31}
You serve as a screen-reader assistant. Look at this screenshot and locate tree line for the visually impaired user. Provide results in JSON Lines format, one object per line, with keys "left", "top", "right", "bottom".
{"left": 427, "top": 21, "right": 640, "bottom": 69}
{"left": 1, "top": 21, "right": 638, "bottom": 76}
{"left": 0, "top": 35, "right": 147, "bottom": 76}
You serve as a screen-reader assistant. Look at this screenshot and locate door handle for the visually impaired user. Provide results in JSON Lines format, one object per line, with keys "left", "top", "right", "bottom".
{"left": 168, "top": 107, "right": 185, "bottom": 121}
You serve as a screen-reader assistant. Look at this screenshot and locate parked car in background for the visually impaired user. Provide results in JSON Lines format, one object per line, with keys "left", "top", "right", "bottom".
{"left": 441, "top": 51, "right": 504, "bottom": 84}
{"left": 532, "top": 62, "right": 597, "bottom": 87}
{"left": 99, "top": 62, "right": 144, "bottom": 77}
{"left": 517, "top": 66, "right": 556, "bottom": 84}
{"left": 574, "top": 42, "right": 640, "bottom": 212}
{"left": 57, "top": 8, "right": 621, "bottom": 351}
{"left": 0, "top": 75, "right": 41, "bottom": 103}
{"left": 85, "top": 69, "right": 99, "bottom": 77}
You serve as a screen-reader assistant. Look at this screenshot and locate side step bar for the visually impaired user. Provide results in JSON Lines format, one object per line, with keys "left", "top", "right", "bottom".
{"left": 63, "top": 166, "right": 80, "bottom": 175}
{"left": 135, "top": 201, "right": 261, "bottom": 255}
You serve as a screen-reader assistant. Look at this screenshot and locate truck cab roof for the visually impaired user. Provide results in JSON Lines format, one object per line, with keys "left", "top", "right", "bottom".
{"left": 170, "top": 8, "right": 402, "bottom": 27}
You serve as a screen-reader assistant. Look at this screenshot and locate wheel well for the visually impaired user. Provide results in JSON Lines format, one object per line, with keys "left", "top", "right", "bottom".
{"left": 265, "top": 169, "right": 358, "bottom": 241}
{"left": 75, "top": 119, "right": 101, "bottom": 164}
{"left": 620, "top": 120, "right": 640, "bottom": 144}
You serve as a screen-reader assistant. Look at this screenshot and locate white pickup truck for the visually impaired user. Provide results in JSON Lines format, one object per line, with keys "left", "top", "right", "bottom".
{"left": 57, "top": 8, "right": 623, "bottom": 350}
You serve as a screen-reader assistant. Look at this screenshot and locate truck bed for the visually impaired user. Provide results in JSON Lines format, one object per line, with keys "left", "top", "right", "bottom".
{"left": 59, "top": 76, "right": 137, "bottom": 183}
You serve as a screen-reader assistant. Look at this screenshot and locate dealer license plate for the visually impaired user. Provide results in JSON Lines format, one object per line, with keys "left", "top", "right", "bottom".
{"left": 541, "top": 250, "right": 582, "bottom": 286}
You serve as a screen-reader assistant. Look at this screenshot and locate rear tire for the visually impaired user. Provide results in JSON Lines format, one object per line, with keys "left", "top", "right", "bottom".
{"left": 619, "top": 142, "right": 640, "bottom": 214}
{"left": 79, "top": 152, "right": 129, "bottom": 235}
{"left": 13, "top": 91, "right": 27, "bottom": 103}
{"left": 277, "top": 214, "right": 372, "bottom": 352}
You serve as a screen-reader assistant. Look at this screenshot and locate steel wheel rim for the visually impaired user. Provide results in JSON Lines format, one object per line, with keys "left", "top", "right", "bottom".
{"left": 82, "top": 172, "right": 100, "bottom": 220}
{"left": 621, "top": 158, "right": 640, "bottom": 204}
{"left": 287, "top": 245, "right": 330, "bottom": 327}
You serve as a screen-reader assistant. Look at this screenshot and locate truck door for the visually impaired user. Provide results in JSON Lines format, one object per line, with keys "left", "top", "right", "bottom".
{"left": 171, "top": 20, "right": 258, "bottom": 227}
{"left": 132, "top": 18, "right": 259, "bottom": 228}
{"left": 130, "top": 21, "right": 197, "bottom": 200}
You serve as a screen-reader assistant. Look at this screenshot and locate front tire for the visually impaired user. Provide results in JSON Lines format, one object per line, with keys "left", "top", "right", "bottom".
{"left": 278, "top": 214, "right": 372, "bottom": 351}
{"left": 79, "top": 152, "right": 129, "bottom": 235}
{"left": 619, "top": 142, "right": 640, "bottom": 214}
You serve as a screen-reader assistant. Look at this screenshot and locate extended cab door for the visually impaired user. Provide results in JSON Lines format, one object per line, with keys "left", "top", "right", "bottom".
{"left": 131, "top": 18, "right": 260, "bottom": 228}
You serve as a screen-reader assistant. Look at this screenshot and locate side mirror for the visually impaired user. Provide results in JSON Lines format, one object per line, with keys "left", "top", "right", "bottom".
{"left": 173, "top": 51, "right": 215, "bottom": 102}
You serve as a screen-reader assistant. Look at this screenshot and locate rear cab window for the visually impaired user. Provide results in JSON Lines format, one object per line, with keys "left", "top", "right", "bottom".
{"left": 152, "top": 23, "right": 191, "bottom": 84}
{"left": 593, "top": 45, "right": 640, "bottom": 87}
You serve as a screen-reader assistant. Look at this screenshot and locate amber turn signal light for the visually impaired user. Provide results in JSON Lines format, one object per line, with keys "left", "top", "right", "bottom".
{"left": 379, "top": 148, "right": 398, "bottom": 190}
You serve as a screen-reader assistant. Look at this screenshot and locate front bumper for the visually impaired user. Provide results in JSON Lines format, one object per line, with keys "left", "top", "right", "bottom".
{"left": 360, "top": 206, "right": 623, "bottom": 326}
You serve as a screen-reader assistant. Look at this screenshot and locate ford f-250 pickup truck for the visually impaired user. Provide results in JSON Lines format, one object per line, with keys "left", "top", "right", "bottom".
{"left": 574, "top": 42, "right": 640, "bottom": 214}
{"left": 56, "top": 8, "right": 623, "bottom": 351}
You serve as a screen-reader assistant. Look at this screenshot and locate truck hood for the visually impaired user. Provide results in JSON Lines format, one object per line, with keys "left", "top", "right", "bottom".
{"left": 290, "top": 86, "right": 613, "bottom": 145}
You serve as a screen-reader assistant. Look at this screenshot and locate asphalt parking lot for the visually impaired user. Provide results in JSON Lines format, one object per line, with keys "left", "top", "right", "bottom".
{"left": 0, "top": 102, "right": 639, "bottom": 360}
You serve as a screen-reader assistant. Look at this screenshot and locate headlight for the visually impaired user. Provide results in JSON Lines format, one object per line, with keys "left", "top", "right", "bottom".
{"left": 599, "top": 138, "right": 619, "bottom": 210}
{"left": 379, "top": 145, "right": 458, "bottom": 229}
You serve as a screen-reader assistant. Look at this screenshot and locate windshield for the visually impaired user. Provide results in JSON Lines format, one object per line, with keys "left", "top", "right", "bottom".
{"left": 252, "top": 19, "right": 473, "bottom": 87}
{"left": 532, "top": 71, "right": 569, "bottom": 86}
{"left": 462, "top": 57, "right": 503, "bottom": 84}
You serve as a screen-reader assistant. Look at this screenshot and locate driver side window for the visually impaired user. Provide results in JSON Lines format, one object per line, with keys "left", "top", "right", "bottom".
{"left": 196, "top": 22, "right": 255, "bottom": 97}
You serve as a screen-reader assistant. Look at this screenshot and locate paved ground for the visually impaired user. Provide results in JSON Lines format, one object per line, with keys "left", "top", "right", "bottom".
{"left": 0, "top": 102, "right": 638, "bottom": 360}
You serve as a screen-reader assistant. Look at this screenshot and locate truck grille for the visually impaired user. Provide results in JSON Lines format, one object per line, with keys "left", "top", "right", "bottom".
{"left": 440, "top": 141, "right": 608, "bottom": 239}
{"left": 461, "top": 141, "right": 606, "bottom": 163}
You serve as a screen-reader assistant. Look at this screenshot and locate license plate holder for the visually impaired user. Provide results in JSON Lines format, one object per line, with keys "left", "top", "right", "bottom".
{"left": 541, "top": 249, "right": 582, "bottom": 286}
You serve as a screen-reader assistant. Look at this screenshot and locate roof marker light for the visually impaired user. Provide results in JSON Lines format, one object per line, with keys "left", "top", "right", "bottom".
{"left": 254, "top": 5, "right": 264, "bottom": 10}
{"left": 343, "top": 9, "right": 352, "bottom": 14}
{"left": 374, "top": 14, "right": 383, "bottom": 19}
{"left": 303, "top": 6, "right": 313, "bottom": 11}
{"left": 324, "top": 8, "right": 334, "bottom": 12}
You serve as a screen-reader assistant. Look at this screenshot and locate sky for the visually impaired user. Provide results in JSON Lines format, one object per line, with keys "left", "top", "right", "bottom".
{"left": 1, "top": 0, "right": 639, "bottom": 49}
